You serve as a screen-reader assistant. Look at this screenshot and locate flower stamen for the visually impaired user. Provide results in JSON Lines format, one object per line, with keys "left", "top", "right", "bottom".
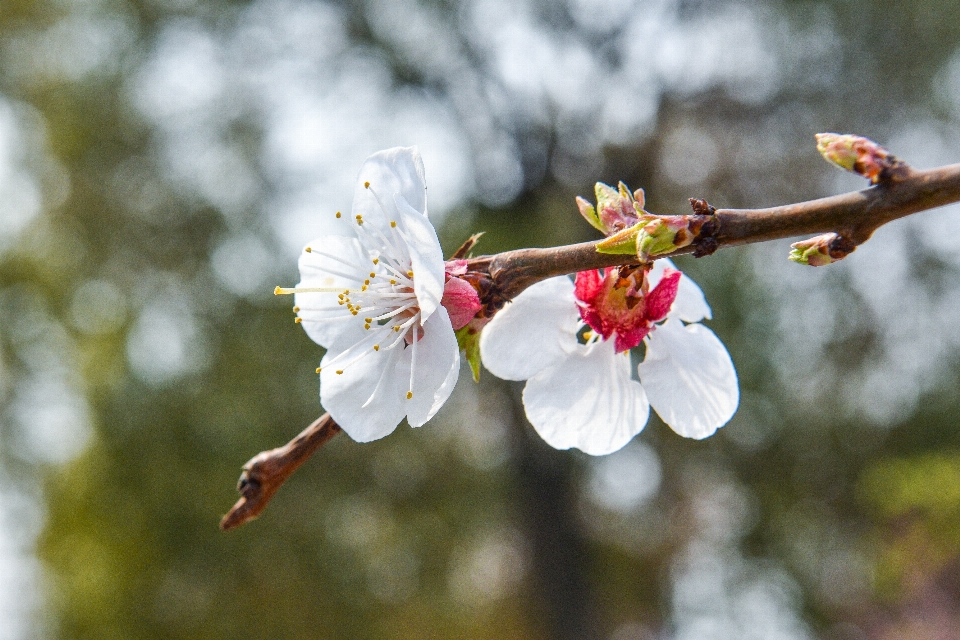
{"left": 275, "top": 285, "right": 342, "bottom": 295}
{"left": 408, "top": 329, "right": 418, "bottom": 400}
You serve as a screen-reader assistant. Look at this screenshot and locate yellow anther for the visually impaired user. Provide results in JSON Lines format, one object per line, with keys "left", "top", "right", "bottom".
{"left": 393, "top": 326, "right": 401, "bottom": 332}
{"left": 274, "top": 286, "right": 300, "bottom": 295}
{"left": 364, "top": 318, "right": 373, "bottom": 323}
{"left": 407, "top": 270, "right": 414, "bottom": 278}
{"left": 336, "top": 211, "right": 342, "bottom": 218}
{"left": 364, "top": 181, "right": 370, "bottom": 188}
{"left": 293, "top": 306, "right": 300, "bottom": 312}
{"left": 338, "top": 300, "right": 344, "bottom": 306}
{"left": 294, "top": 317, "right": 302, "bottom": 324}
{"left": 372, "top": 258, "right": 379, "bottom": 264}
{"left": 305, "top": 247, "right": 312, "bottom": 253}
{"left": 364, "top": 279, "right": 370, "bottom": 285}
{"left": 344, "top": 289, "right": 350, "bottom": 295}
{"left": 369, "top": 272, "right": 376, "bottom": 278}
{"left": 361, "top": 285, "right": 368, "bottom": 291}
{"left": 351, "top": 310, "right": 358, "bottom": 316}
{"left": 315, "top": 367, "right": 322, "bottom": 374}
{"left": 336, "top": 370, "right": 344, "bottom": 375}
{"left": 373, "top": 345, "right": 380, "bottom": 351}
{"left": 364, "top": 323, "right": 371, "bottom": 330}
{"left": 390, "top": 279, "right": 397, "bottom": 285}
{"left": 355, "top": 305, "right": 361, "bottom": 310}
{"left": 390, "top": 221, "right": 397, "bottom": 228}
{"left": 406, "top": 391, "right": 413, "bottom": 399}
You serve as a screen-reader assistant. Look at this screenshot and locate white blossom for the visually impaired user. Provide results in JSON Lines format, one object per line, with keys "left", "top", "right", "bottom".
{"left": 479, "top": 260, "right": 738, "bottom": 454}
{"left": 277, "top": 147, "right": 459, "bottom": 442}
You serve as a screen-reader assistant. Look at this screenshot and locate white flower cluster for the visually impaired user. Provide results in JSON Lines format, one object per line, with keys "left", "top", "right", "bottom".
{"left": 280, "top": 148, "right": 739, "bottom": 454}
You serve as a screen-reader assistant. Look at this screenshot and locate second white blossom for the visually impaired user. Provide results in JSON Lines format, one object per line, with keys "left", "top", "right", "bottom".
{"left": 479, "top": 260, "right": 738, "bottom": 455}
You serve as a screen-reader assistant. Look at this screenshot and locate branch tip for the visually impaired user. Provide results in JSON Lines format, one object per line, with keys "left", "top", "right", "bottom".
{"left": 220, "top": 414, "right": 342, "bottom": 531}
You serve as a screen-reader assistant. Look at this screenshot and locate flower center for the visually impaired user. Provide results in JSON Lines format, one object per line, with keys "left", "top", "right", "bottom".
{"left": 275, "top": 182, "right": 427, "bottom": 401}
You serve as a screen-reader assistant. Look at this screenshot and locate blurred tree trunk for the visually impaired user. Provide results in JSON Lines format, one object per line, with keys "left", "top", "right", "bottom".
{"left": 508, "top": 386, "right": 599, "bottom": 640}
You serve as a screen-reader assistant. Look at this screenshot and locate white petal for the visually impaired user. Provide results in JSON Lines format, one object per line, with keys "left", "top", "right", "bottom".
{"left": 523, "top": 339, "right": 650, "bottom": 455}
{"left": 295, "top": 235, "right": 368, "bottom": 348}
{"left": 648, "top": 258, "right": 711, "bottom": 322}
{"left": 352, "top": 147, "right": 427, "bottom": 225}
{"left": 638, "top": 319, "right": 738, "bottom": 440}
{"left": 394, "top": 194, "right": 445, "bottom": 321}
{"left": 479, "top": 276, "right": 580, "bottom": 381}
{"left": 320, "top": 333, "right": 406, "bottom": 443}
{"left": 402, "top": 307, "right": 459, "bottom": 427}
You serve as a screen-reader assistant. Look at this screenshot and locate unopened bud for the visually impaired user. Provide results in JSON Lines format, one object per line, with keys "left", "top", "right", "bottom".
{"left": 789, "top": 232, "right": 857, "bottom": 266}
{"left": 578, "top": 181, "right": 647, "bottom": 235}
{"left": 596, "top": 214, "right": 703, "bottom": 261}
{"left": 635, "top": 216, "right": 696, "bottom": 262}
{"left": 815, "top": 133, "right": 908, "bottom": 184}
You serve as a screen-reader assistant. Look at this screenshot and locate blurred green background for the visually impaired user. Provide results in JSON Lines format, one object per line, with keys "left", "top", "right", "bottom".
{"left": 3, "top": 0, "right": 960, "bottom": 638}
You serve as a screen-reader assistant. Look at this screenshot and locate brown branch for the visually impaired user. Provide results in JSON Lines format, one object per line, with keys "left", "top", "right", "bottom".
{"left": 220, "top": 413, "right": 341, "bottom": 531}
{"left": 224, "top": 161, "right": 960, "bottom": 530}
{"left": 469, "top": 163, "right": 960, "bottom": 300}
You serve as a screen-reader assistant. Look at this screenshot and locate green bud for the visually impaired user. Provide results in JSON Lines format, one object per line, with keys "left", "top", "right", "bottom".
{"left": 815, "top": 133, "right": 907, "bottom": 184}
{"left": 634, "top": 216, "right": 695, "bottom": 262}
{"left": 789, "top": 241, "right": 833, "bottom": 267}
{"left": 816, "top": 133, "right": 861, "bottom": 172}
{"left": 789, "top": 233, "right": 856, "bottom": 267}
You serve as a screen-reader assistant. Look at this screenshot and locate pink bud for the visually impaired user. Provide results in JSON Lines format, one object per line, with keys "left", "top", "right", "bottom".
{"left": 441, "top": 276, "right": 482, "bottom": 330}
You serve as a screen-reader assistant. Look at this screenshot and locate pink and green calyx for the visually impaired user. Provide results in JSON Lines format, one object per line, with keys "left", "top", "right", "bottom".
{"left": 574, "top": 266, "right": 681, "bottom": 353}
{"left": 442, "top": 259, "right": 485, "bottom": 381}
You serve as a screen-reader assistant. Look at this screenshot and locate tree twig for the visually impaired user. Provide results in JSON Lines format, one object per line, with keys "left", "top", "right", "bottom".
{"left": 224, "top": 161, "right": 960, "bottom": 530}
{"left": 220, "top": 413, "right": 341, "bottom": 531}
{"left": 470, "top": 163, "right": 960, "bottom": 300}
